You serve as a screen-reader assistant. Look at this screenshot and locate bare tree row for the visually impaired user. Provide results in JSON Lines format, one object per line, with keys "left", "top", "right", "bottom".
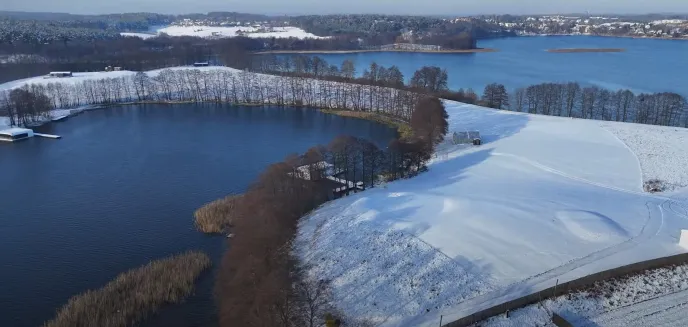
{"left": 0, "top": 67, "right": 428, "bottom": 126}
{"left": 481, "top": 82, "right": 688, "bottom": 128}
{"left": 217, "top": 98, "right": 448, "bottom": 327}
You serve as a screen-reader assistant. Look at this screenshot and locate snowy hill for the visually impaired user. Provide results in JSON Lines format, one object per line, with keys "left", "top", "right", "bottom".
{"left": 121, "top": 26, "right": 327, "bottom": 39}
{"left": 295, "top": 102, "right": 688, "bottom": 326}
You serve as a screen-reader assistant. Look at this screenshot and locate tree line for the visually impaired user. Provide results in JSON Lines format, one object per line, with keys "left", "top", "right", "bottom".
{"left": 216, "top": 96, "right": 447, "bottom": 327}
{"left": 481, "top": 82, "right": 688, "bottom": 128}
{"left": 0, "top": 67, "right": 430, "bottom": 126}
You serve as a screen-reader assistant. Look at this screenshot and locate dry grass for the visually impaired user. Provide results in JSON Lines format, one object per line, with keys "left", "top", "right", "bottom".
{"left": 320, "top": 109, "right": 414, "bottom": 139}
{"left": 194, "top": 194, "right": 243, "bottom": 234}
{"left": 43, "top": 251, "right": 211, "bottom": 327}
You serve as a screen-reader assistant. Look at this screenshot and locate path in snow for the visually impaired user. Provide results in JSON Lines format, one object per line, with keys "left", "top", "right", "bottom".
{"left": 576, "top": 289, "right": 688, "bottom": 327}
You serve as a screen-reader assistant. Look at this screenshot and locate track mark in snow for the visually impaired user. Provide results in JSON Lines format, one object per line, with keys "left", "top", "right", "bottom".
{"left": 600, "top": 125, "right": 645, "bottom": 192}
{"left": 437, "top": 200, "right": 666, "bottom": 324}
{"left": 492, "top": 152, "right": 673, "bottom": 202}
{"left": 665, "top": 201, "right": 688, "bottom": 221}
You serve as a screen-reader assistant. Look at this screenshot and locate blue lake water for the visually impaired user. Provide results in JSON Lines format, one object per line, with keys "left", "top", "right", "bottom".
{"left": 313, "top": 36, "right": 688, "bottom": 96}
{"left": 0, "top": 104, "right": 396, "bottom": 327}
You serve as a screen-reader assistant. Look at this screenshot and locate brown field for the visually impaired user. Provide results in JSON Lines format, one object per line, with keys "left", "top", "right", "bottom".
{"left": 320, "top": 109, "right": 414, "bottom": 139}
{"left": 254, "top": 48, "right": 498, "bottom": 54}
{"left": 43, "top": 251, "right": 211, "bottom": 327}
{"left": 547, "top": 48, "right": 626, "bottom": 53}
{"left": 194, "top": 194, "right": 243, "bottom": 234}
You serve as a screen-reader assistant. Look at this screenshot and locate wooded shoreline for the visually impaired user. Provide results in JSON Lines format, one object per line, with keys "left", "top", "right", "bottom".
{"left": 254, "top": 48, "right": 498, "bottom": 54}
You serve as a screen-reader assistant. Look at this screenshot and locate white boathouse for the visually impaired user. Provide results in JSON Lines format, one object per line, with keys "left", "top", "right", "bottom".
{"left": 0, "top": 128, "right": 34, "bottom": 142}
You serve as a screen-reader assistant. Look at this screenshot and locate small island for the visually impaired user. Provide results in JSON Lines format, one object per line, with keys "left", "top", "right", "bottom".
{"left": 547, "top": 48, "right": 626, "bottom": 53}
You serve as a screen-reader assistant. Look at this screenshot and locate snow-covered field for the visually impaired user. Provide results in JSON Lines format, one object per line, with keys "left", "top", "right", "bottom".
{"left": 127, "top": 25, "right": 327, "bottom": 39}
{"left": 295, "top": 103, "right": 688, "bottom": 326}
{"left": 478, "top": 263, "right": 688, "bottom": 326}
{"left": 601, "top": 122, "right": 688, "bottom": 191}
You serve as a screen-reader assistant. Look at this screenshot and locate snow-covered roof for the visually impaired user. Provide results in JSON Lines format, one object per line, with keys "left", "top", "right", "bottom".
{"left": 0, "top": 127, "right": 33, "bottom": 136}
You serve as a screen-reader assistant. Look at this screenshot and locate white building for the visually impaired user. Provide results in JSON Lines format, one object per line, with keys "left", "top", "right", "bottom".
{"left": 0, "top": 128, "right": 34, "bottom": 142}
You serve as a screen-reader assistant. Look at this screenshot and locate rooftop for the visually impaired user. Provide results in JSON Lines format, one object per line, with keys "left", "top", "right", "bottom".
{"left": 0, "top": 127, "right": 33, "bottom": 136}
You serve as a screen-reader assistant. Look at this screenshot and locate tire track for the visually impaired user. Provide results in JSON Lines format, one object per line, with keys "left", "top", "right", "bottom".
{"left": 431, "top": 152, "right": 668, "bottom": 326}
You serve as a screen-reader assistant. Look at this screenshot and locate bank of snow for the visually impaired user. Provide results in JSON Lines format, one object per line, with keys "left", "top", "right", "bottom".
{"left": 478, "top": 263, "right": 688, "bottom": 327}
{"left": 295, "top": 102, "right": 688, "bottom": 326}
{"left": 154, "top": 25, "right": 326, "bottom": 39}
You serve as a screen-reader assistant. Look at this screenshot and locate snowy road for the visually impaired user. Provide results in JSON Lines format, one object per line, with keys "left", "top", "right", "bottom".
{"left": 575, "top": 289, "right": 688, "bottom": 327}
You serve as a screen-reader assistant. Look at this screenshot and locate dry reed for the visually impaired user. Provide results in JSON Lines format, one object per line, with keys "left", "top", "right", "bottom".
{"left": 194, "top": 194, "right": 243, "bottom": 234}
{"left": 43, "top": 251, "right": 211, "bottom": 327}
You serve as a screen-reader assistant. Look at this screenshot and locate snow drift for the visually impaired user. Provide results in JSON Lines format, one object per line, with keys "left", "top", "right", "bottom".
{"left": 295, "top": 102, "right": 688, "bottom": 326}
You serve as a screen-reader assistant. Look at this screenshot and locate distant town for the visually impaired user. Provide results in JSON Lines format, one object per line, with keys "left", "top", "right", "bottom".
{"left": 474, "top": 15, "right": 688, "bottom": 39}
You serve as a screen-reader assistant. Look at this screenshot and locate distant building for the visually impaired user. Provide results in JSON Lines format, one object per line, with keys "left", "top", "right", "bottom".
{"left": 193, "top": 62, "right": 209, "bottom": 67}
{"left": 0, "top": 128, "right": 34, "bottom": 142}
{"left": 452, "top": 131, "right": 481, "bottom": 145}
{"left": 48, "top": 71, "right": 73, "bottom": 78}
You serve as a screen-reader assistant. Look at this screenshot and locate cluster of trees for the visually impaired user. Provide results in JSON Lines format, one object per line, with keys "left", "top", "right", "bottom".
{"left": 0, "top": 88, "right": 52, "bottom": 126}
{"left": 290, "top": 14, "right": 511, "bottom": 47}
{"left": 255, "top": 55, "right": 480, "bottom": 104}
{"left": 481, "top": 82, "right": 688, "bottom": 127}
{"left": 217, "top": 97, "right": 447, "bottom": 327}
{"left": 0, "top": 12, "right": 172, "bottom": 45}
{"left": 0, "top": 67, "right": 427, "bottom": 126}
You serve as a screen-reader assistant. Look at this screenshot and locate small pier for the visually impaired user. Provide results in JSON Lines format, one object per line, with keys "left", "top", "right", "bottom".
{"left": 292, "top": 161, "right": 365, "bottom": 198}
{"left": 34, "top": 133, "right": 61, "bottom": 139}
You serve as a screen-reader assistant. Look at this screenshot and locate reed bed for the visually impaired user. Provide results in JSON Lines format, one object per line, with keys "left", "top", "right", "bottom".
{"left": 194, "top": 194, "right": 243, "bottom": 234}
{"left": 43, "top": 251, "right": 211, "bottom": 327}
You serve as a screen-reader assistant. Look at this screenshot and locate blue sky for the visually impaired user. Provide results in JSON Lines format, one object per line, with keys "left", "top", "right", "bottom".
{"left": 3, "top": 0, "right": 688, "bottom": 15}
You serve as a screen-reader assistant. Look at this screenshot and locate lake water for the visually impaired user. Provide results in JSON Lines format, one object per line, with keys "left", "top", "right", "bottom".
{"left": 314, "top": 36, "right": 688, "bottom": 97}
{"left": 0, "top": 104, "right": 396, "bottom": 327}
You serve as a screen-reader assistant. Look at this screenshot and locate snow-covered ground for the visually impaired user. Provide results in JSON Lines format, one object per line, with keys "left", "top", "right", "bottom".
{"left": 477, "top": 263, "right": 688, "bottom": 326}
{"left": 153, "top": 25, "right": 326, "bottom": 39}
{"left": 601, "top": 122, "right": 688, "bottom": 191}
{"left": 0, "top": 71, "right": 137, "bottom": 91}
{"left": 295, "top": 102, "right": 688, "bottom": 326}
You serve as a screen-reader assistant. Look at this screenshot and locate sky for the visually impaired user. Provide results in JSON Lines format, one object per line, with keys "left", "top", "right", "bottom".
{"left": 3, "top": 0, "right": 688, "bottom": 16}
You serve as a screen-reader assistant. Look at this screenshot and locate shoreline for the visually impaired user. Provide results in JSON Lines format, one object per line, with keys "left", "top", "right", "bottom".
{"left": 8, "top": 101, "right": 408, "bottom": 137}
{"left": 254, "top": 48, "right": 498, "bottom": 54}
{"left": 516, "top": 33, "right": 688, "bottom": 41}
{"left": 319, "top": 108, "right": 412, "bottom": 138}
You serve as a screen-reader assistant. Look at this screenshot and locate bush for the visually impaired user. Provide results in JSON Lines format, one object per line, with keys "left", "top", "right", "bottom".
{"left": 644, "top": 179, "right": 666, "bottom": 193}
{"left": 43, "top": 251, "right": 211, "bottom": 327}
{"left": 194, "top": 194, "right": 243, "bottom": 234}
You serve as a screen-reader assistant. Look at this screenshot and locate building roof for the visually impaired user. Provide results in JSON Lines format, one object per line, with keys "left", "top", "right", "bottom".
{"left": 0, "top": 127, "right": 33, "bottom": 136}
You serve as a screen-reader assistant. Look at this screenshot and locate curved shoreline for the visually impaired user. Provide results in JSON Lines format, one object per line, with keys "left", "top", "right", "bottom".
{"left": 254, "top": 48, "right": 498, "bottom": 54}
{"left": 35, "top": 101, "right": 411, "bottom": 137}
